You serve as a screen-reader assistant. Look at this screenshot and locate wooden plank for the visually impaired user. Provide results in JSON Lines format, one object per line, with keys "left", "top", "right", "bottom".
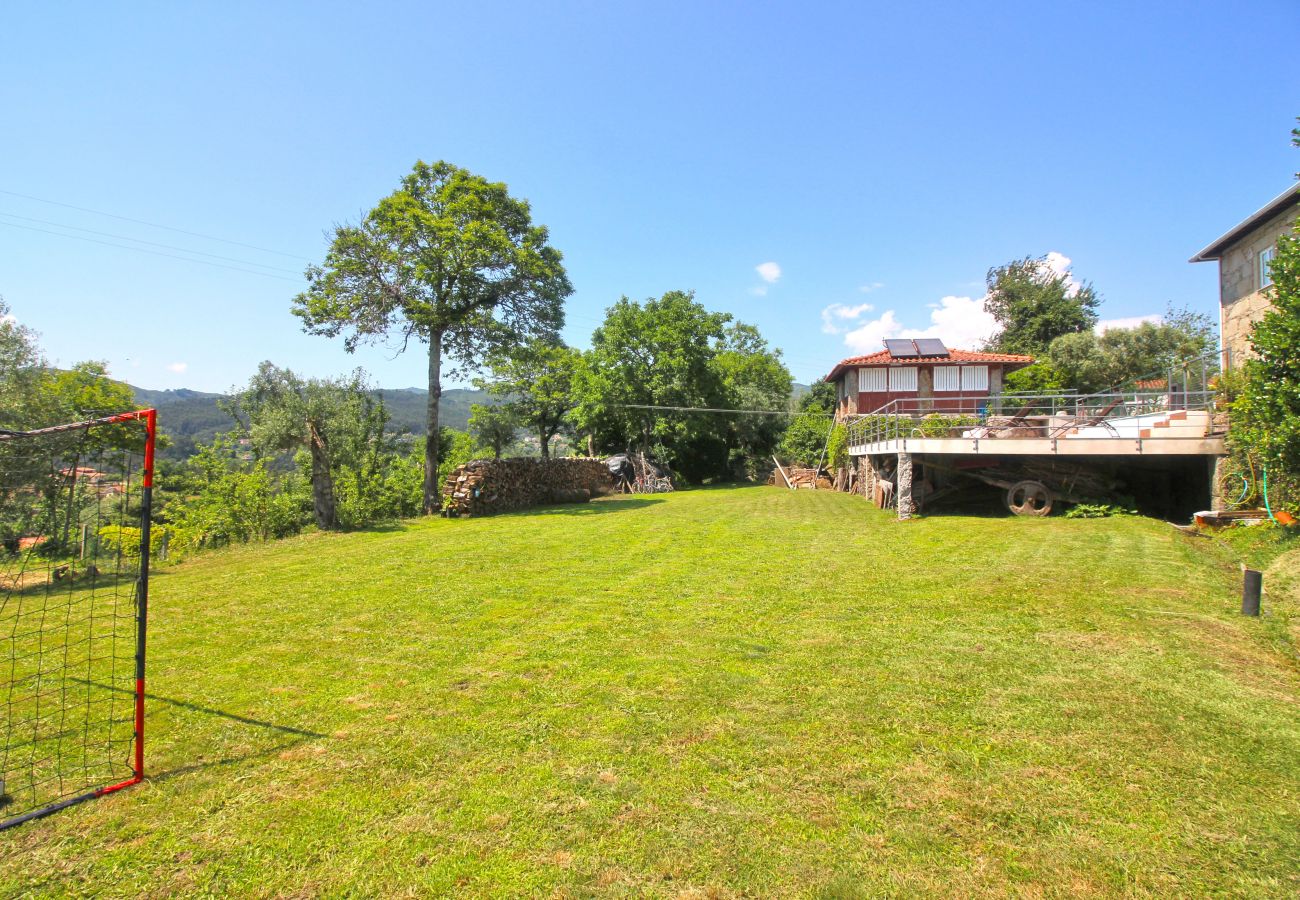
{"left": 772, "top": 455, "right": 793, "bottom": 489}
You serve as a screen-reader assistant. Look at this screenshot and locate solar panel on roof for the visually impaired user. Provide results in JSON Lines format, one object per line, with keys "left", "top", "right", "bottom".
{"left": 913, "top": 338, "right": 949, "bottom": 357}
{"left": 884, "top": 338, "right": 918, "bottom": 358}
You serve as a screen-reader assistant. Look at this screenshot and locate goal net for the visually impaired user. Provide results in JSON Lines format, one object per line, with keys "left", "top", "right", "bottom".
{"left": 0, "top": 410, "right": 155, "bottom": 830}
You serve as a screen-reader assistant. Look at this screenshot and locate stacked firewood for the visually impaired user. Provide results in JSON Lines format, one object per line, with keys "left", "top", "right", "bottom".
{"left": 767, "top": 466, "right": 833, "bottom": 490}
{"left": 442, "top": 458, "right": 616, "bottom": 517}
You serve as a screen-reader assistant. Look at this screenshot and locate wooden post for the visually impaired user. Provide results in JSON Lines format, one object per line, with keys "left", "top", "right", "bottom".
{"left": 79, "top": 523, "right": 89, "bottom": 559}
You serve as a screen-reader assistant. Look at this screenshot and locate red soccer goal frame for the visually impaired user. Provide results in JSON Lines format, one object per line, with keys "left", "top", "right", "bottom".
{"left": 0, "top": 408, "right": 156, "bottom": 831}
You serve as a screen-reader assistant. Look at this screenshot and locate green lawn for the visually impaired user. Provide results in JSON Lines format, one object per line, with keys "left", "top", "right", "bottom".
{"left": 3, "top": 487, "right": 1298, "bottom": 897}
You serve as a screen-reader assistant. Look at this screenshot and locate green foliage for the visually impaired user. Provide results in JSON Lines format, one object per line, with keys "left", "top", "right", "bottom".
{"left": 826, "top": 424, "right": 848, "bottom": 470}
{"left": 984, "top": 255, "right": 1100, "bottom": 356}
{"left": 1232, "top": 220, "right": 1300, "bottom": 474}
{"left": 467, "top": 403, "right": 519, "bottom": 459}
{"left": 1064, "top": 502, "right": 1136, "bottom": 519}
{"left": 798, "top": 379, "right": 838, "bottom": 415}
{"left": 166, "top": 436, "right": 309, "bottom": 547}
{"left": 232, "top": 363, "right": 385, "bottom": 529}
{"left": 293, "top": 160, "right": 573, "bottom": 513}
{"left": 1046, "top": 307, "right": 1216, "bottom": 394}
{"left": 574, "top": 291, "right": 792, "bottom": 481}
{"left": 1003, "top": 361, "right": 1066, "bottom": 394}
{"left": 777, "top": 413, "right": 830, "bottom": 466}
{"left": 477, "top": 339, "right": 580, "bottom": 457}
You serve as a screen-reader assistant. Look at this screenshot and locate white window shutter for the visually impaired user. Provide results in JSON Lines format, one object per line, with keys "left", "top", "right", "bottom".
{"left": 888, "top": 367, "right": 918, "bottom": 392}
{"left": 934, "top": 366, "right": 960, "bottom": 391}
{"left": 960, "top": 366, "right": 989, "bottom": 391}
{"left": 860, "top": 368, "right": 886, "bottom": 392}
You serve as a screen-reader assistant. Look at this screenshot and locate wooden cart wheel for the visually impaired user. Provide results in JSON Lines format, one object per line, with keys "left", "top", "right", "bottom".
{"left": 1006, "top": 480, "right": 1053, "bottom": 516}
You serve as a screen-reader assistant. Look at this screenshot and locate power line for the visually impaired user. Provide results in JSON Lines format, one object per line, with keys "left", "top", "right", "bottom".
{"left": 608, "top": 403, "right": 828, "bottom": 416}
{"left": 0, "top": 211, "right": 303, "bottom": 275}
{"left": 0, "top": 188, "right": 312, "bottom": 261}
{"left": 0, "top": 221, "right": 302, "bottom": 282}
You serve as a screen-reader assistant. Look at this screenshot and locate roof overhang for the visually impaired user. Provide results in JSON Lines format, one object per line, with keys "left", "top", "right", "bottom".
{"left": 1190, "top": 185, "right": 1300, "bottom": 263}
{"left": 824, "top": 353, "right": 1035, "bottom": 383}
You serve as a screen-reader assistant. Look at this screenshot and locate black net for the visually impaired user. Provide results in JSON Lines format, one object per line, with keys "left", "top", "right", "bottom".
{"left": 0, "top": 417, "right": 149, "bottom": 829}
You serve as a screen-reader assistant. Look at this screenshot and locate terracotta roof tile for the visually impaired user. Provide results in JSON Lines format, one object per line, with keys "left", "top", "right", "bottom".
{"left": 824, "top": 349, "right": 1035, "bottom": 382}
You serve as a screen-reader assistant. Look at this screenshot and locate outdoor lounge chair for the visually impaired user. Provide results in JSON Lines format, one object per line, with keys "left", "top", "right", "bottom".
{"left": 1048, "top": 398, "right": 1123, "bottom": 438}
{"left": 963, "top": 404, "right": 1035, "bottom": 439}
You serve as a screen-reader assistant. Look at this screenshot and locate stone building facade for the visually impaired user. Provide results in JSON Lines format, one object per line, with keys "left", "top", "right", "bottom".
{"left": 1191, "top": 186, "right": 1299, "bottom": 370}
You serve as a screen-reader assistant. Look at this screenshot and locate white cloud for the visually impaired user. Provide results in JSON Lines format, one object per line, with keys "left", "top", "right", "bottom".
{"left": 755, "top": 261, "right": 781, "bottom": 284}
{"left": 842, "top": 295, "right": 999, "bottom": 353}
{"left": 858, "top": 281, "right": 885, "bottom": 294}
{"left": 1041, "top": 251, "right": 1082, "bottom": 298}
{"left": 820, "top": 302, "right": 874, "bottom": 334}
{"left": 166, "top": 362, "right": 188, "bottom": 374}
{"left": 843, "top": 310, "right": 905, "bottom": 351}
{"left": 1095, "top": 314, "right": 1161, "bottom": 334}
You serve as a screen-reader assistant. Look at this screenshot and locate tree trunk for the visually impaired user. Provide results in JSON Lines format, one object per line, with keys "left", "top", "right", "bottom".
{"left": 539, "top": 428, "right": 551, "bottom": 459}
{"left": 307, "top": 421, "right": 337, "bottom": 529}
{"left": 423, "top": 331, "right": 443, "bottom": 514}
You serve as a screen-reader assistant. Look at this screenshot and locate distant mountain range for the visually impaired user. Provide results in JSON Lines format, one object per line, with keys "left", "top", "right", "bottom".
{"left": 130, "top": 384, "right": 492, "bottom": 460}
{"left": 132, "top": 382, "right": 812, "bottom": 460}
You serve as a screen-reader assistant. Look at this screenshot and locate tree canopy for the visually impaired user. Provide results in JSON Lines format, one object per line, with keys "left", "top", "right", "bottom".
{"left": 477, "top": 339, "right": 581, "bottom": 458}
{"left": 573, "top": 291, "right": 791, "bottom": 481}
{"left": 1045, "top": 307, "right": 1216, "bottom": 394}
{"left": 232, "top": 363, "right": 384, "bottom": 529}
{"left": 984, "top": 256, "right": 1100, "bottom": 356}
{"left": 293, "top": 160, "right": 572, "bottom": 512}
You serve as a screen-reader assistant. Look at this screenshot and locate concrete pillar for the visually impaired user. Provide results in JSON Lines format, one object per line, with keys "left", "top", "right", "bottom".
{"left": 1210, "top": 455, "right": 1230, "bottom": 511}
{"left": 897, "top": 452, "right": 914, "bottom": 520}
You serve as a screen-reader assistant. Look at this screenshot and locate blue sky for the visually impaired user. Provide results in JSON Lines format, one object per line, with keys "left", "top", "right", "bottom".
{"left": 2, "top": 1, "right": 1296, "bottom": 393}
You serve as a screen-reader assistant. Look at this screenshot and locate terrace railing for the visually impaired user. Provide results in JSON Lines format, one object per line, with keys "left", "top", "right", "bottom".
{"left": 844, "top": 389, "right": 1222, "bottom": 452}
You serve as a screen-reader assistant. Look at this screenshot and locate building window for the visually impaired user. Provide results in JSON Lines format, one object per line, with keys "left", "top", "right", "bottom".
{"left": 888, "top": 366, "right": 918, "bottom": 392}
{"left": 1260, "top": 245, "right": 1276, "bottom": 289}
{"left": 933, "top": 366, "right": 960, "bottom": 391}
{"left": 860, "top": 367, "right": 887, "bottom": 392}
{"left": 960, "top": 365, "right": 989, "bottom": 391}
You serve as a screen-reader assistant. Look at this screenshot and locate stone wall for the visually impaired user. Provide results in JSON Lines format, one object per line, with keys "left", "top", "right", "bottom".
{"left": 442, "top": 457, "right": 615, "bottom": 517}
{"left": 1218, "top": 205, "right": 1296, "bottom": 370}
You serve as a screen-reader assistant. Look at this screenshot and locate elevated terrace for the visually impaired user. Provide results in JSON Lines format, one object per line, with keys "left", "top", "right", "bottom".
{"left": 846, "top": 391, "right": 1227, "bottom": 458}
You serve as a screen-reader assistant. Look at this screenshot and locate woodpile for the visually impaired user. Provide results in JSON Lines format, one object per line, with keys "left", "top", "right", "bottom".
{"left": 442, "top": 457, "right": 616, "bottom": 517}
{"left": 767, "top": 466, "right": 833, "bottom": 490}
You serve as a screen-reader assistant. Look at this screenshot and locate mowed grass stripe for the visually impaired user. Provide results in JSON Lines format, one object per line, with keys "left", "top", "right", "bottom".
{"left": 2, "top": 487, "right": 1297, "bottom": 897}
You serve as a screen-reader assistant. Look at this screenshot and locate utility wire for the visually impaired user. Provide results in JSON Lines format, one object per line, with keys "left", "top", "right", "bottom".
{"left": 0, "top": 211, "right": 303, "bottom": 275}
{"left": 608, "top": 403, "right": 829, "bottom": 416}
{"left": 0, "top": 188, "right": 312, "bottom": 261}
{"left": 0, "top": 221, "right": 301, "bottom": 282}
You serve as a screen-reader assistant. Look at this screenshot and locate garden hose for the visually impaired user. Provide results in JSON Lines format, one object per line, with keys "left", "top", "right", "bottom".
{"left": 1262, "top": 465, "right": 1278, "bottom": 523}
{"left": 1236, "top": 474, "right": 1250, "bottom": 507}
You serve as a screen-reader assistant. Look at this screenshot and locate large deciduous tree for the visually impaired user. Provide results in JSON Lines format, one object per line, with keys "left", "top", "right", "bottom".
{"left": 984, "top": 255, "right": 1100, "bottom": 356}
{"left": 477, "top": 339, "right": 581, "bottom": 458}
{"left": 293, "top": 161, "right": 572, "bottom": 513}
{"left": 574, "top": 291, "right": 792, "bottom": 481}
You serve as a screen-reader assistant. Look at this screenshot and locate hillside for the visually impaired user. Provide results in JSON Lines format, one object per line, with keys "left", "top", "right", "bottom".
{"left": 3, "top": 488, "right": 1297, "bottom": 895}
{"left": 130, "top": 384, "right": 492, "bottom": 459}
